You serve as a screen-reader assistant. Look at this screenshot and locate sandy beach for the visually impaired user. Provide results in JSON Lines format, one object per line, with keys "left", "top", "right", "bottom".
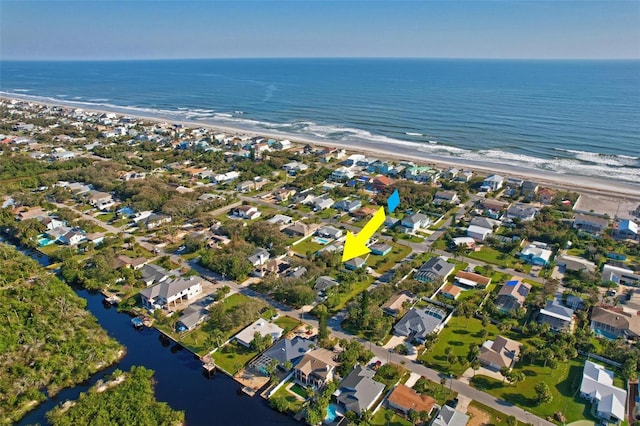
{"left": 5, "top": 95, "right": 640, "bottom": 200}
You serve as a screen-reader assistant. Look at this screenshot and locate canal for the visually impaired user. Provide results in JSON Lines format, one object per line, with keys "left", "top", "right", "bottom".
{"left": 14, "top": 245, "right": 298, "bottom": 425}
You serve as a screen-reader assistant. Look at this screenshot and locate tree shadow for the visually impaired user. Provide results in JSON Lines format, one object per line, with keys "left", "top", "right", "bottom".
{"left": 470, "top": 376, "right": 504, "bottom": 391}
{"left": 450, "top": 341, "right": 464, "bottom": 347}
{"left": 452, "top": 329, "right": 470, "bottom": 335}
{"left": 502, "top": 392, "right": 538, "bottom": 408}
{"left": 521, "top": 369, "right": 537, "bottom": 377}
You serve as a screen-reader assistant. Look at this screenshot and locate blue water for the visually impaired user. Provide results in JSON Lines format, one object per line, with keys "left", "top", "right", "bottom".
{"left": 325, "top": 402, "right": 341, "bottom": 423}
{"left": 1, "top": 58, "right": 639, "bottom": 183}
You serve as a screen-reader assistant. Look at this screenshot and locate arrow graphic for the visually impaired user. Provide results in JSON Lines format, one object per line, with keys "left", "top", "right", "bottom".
{"left": 342, "top": 207, "right": 386, "bottom": 262}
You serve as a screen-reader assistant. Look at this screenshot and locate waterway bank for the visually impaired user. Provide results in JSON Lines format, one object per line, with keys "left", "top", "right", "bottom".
{"left": 9, "top": 242, "right": 298, "bottom": 426}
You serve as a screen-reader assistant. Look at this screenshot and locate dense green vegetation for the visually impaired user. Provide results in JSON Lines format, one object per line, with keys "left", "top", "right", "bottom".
{"left": 0, "top": 243, "right": 122, "bottom": 424}
{"left": 46, "top": 366, "right": 184, "bottom": 426}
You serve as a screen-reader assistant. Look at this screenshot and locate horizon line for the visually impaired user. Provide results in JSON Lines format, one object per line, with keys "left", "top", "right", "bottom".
{"left": 2, "top": 56, "right": 640, "bottom": 62}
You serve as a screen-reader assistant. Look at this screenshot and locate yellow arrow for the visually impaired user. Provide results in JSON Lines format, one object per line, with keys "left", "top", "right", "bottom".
{"left": 342, "top": 207, "right": 386, "bottom": 262}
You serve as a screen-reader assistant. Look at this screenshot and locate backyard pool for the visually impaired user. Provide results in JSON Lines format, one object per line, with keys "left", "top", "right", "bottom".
{"left": 313, "top": 237, "right": 331, "bottom": 245}
{"left": 325, "top": 403, "right": 341, "bottom": 423}
{"left": 36, "top": 234, "right": 55, "bottom": 246}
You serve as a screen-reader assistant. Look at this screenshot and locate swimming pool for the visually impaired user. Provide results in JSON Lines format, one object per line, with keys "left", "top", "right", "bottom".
{"left": 593, "top": 328, "right": 618, "bottom": 340}
{"left": 325, "top": 403, "right": 341, "bottom": 423}
{"left": 37, "top": 234, "right": 55, "bottom": 246}
{"left": 313, "top": 237, "right": 331, "bottom": 245}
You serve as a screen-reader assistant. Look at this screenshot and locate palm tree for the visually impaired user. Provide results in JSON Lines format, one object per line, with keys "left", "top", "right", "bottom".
{"left": 471, "top": 359, "right": 481, "bottom": 377}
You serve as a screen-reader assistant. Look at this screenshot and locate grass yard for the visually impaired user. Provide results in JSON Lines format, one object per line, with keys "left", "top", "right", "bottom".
{"left": 470, "top": 357, "right": 595, "bottom": 423}
{"left": 292, "top": 238, "right": 323, "bottom": 256}
{"left": 467, "top": 247, "right": 531, "bottom": 272}
{"left": 96, "top": 212, "right": 115, "bottom": 222}
{"left": 289, "top": 383, "right": 308, "bottom": 399}
{"left": 273, "top": 316, "right": 302, "bottom": 334}
{"left": 468, "top": 401, "right": 527, "bottom": 426}
{"left": 212, "top": 341, "right": 259, "bottom": 375}
{"left": 419, "top": 317, "right": 500, "bottom": 376}
{"left": 270, "top": 380, "right": 305, "bottom": 414}
{"left": 331, "top": 278, "right": 373, "bottom": 312}
{"left": 370, "top": 409, "right": 412, "bottom": 426}
{"left": 370, "top": 243, "right": 412, "bottom": 274}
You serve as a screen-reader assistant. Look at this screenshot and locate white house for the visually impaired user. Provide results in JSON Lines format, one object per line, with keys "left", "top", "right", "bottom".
{"left": 467, "top": 225, "right": 493, "bottom": 242}
{"left": 140, "top": 276, "right": 203, "bottom": 310}
{"left": 480, "top": 174, "right": 504, "bottom": 192}
{"left": 580, "top": 361, "right": 627, "bottom": 424}
{"left": 231, "top": 205, "right": 261, "bottom": 220}
{"left": 234, "top": 319, "right": 284, "bottom": 348}
{"left": 519, "top": 241, "right": 553, "bottom": 266}
{"left": 212, "top": 171, "right": 240, "bottom": 183}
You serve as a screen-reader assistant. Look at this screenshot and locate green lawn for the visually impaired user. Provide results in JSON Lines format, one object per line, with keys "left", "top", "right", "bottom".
{"left": 316, "top": 207, "right": 338, "bottom": 219}
{"left": 467, "top": 247, "right": 531, "bottom": 272}
{"left": 289, "top": 383, "right": 308, "bottom": 399}
{"left": 470, "top": 357, "right": 595, "bottom": 423}
{"left": 468, "top": 401, "right": 527, "bottom": 426}
{"left": 96, "top": 212, "right": 115, "bottom": 222}
{"left": 370, "top": 409, "right": 412, "bottom": 426}
{"left": 419, "top": 317, "right": 500, "bottom": 376}
{"left": 76, "top": 204, "right": 93, "bottom": 212}
{"left": 273, "top": 315, "right": 302, "bottom": 333}
{"left": 292, "top": 238, "right": 323, "bottom": 256}
{"left": 270, "top": 380, "right": 305, "bottom": 414}
{"left": 38, "top": 243, "right": 64, "bottom": 256}
{"left": 222, "top": 293, "right": 251, "bottom": 309}
{"left": 331, "top": 278, "right": 373, "bottom": 312}
{"left": 212, "top": 341, "right": 259, "bottom": 375}
{"left": 370, "top": 243, "right": 412, "bottom": 274}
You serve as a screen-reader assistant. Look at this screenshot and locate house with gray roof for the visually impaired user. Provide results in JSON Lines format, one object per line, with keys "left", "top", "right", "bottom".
{"left": 394, "top": 306, "right": 447, "bottom": 342}
{"left": 334, "top": 365, "right": 385, "bottom": 414}
{"left": 316, "top": 226, "right": 343, "bottom": 239}
{"left": 432, "top": 405, "right": 470, "bottom": 426}
{"left": 176, "top": 306, "right": 208, "bottom": 332}
{"left": 496, "top": 280, "right": 531, "bottom": 313}
{"left": 401, "top": 212, "right": 430, "bottom": 233}
{"left": 415, "top": 257, "right": 455, "bottom": 283}
{"left": 580, "top": 360, "right": 627, "bottom": 424}
{"left": 314, "top": 276, "right": 340, "bottom": 292}
{"left": 261, "top": 336, "right": 315, "bottom": 368}
{"left": 247, "top": 248, "right": 270, "bottom": 266}
{"left": 140, "top": 264, "right": 172, "bottom": 286}
{"left": 537, "top": 299, "right": 574, "bottom": 331}
{"left": 140, "top": 276, "right": 203, "bottom": 310}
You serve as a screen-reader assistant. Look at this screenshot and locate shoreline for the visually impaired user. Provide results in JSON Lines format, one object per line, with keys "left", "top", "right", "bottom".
{"left": 4, "top": 94, "right": 640, "bottom": 199}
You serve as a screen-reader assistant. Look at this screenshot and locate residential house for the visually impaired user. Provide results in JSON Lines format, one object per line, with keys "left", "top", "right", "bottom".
{"left": 16, "top": 206, "right": 48, "bottom": 221}
{"left": 467, "top": 216, "right": 500, "bottom": 241}
{"left": 345, "top": 257, "right": 366, "bottom": 270}
{"left": 386, "top": 384, "right": 437, "bottom": 416}
{"left": 454, "top": 170, "right": 473, "bottom": 182}
{"left": 556, "top": 255, "right": 597, "bottom": 274}
{"left": 285, "top": 266, "right": 307, "bottom": 279}
{"left": 537, "top": 188, "right": 557, "bottom": 204}
{"left": 212, "top": 171, "right": 240, "bottom": 183}
{"left": 478, "top": 336, "right": 521, "bottom": 371}
{"left": 505, "top": 204, "right": 538, "bottom": 222}
{"left": 314, "top": 276, "right": 340, "bottom": 292}
{"left": 401, "top": 212, "right": 430, "bottom": 234}
{"left": 590, "top": 306, "right": 640, "bottom": 339}
{"left": 479, "top": 199, "right": 507, "bottom": 219}
{"left": 39, "top": 216, "right": 65, "bottom": 231}
{"left": 434, "top": 191, "right": 459, "bottom": 205}
{"left": 259, "top": 336, "right": 315, "bottom": 369}
{"left": 432, "top": 405, "right": 470, "bottom": 426}
{"left": 176, "top": 306, "right": 208, "bottom": 332}
{"left": 519, "top": 241, "right": 553, "bottom": 266}
{"left": 231, "top": 205, "right": 261, "bottom": 220}
{"left": 394, "top": 306, "right": 447, "bottom": 342}
{"left": 331, "top": 167, "right": 355, "bottom": 182}
{"left": 384, "top": 216, "right": 400, "bottom": 229}
{"left": 496, "top": 280, "right": 531, "bottom": 313}
{"left": 283, "top": 222, "right": 312, "bottom": 238}
{"left": 60, "top": 230, "right": 85, "bottom": 246}
{"left": 521, "top": 181, "right": 539, "bottom": 199}
{"left": 372, "top": 175, "right": 393, "bottom": 191}
{"left": 267, "top": 214, "right": 293, "bottom": 226}
{"left": 140, "top": 264, "right": 172, "bottom": 286}
{"left": 440, "top": 284, "right": 462, "bottom": 300}
{"left": 247, "top": 248, "right": 270, "bottom": 266}
{"left": 382, "top": 292, "right": 414, "bottom": 317}
{"left": 273, "top": 187, "right": 297, "bottom": 202}
{"left": 139, "top": 276, "right": 203, "bottom": 310}
{"left": 113, "top": 255, "right": 148, "bottom": 270}
{"left": 313, "top": 196, "right": 335, "bottom": 211}
{"left": 573, "top": 214, "right": 609, "bottom": 236}
{"left": 405, "top": 166, "right": 437, "bottom": 183}
{"left": 602, "top": 264, "right": 640, "bottom": 286}
{"left": 454, "top": 271, "right": 491, "bottom": 289}
{"left": 352, "top": 206, "right": 378, "bottom": 219}
{"left": 294, "top": 348, "right": 338, "bottom": 389}
{"left": 480, "top": 174, "right": 504, "bottom": 192}
{"left": 234, "top": 319, "right": 284, "bottom": 348}
{"left": 370, "top": 243, "right": 392, "bottom": 256}
{"left": 616, "top": 219, "right": 639, "bottom": 241}
{"left": 316, "top": 226, "right": 343, "bottom": 239}
{"left": 282, "top": 161, "right": 308, "bottom": 175}
{"left": 335, "top": 198, "right": 362, "bottom": 213}
{"left": 334, "top": 365, "right": 385, "bottom": 414}
{"left": 580, "top": 361, "right": 627, "bottom": 424}
{"left": 538, "top": 299, "right": 574, "bottom": 331}
{"left": 415, "top": 257, "right": 455, "bottom": 283}
{"left": 144, "top": 213, "right": 172, "bottom": 229}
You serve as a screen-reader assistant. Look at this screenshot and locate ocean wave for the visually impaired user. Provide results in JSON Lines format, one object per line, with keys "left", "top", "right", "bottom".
{"left": 88, "top": 98, "right": 110, "bottom": 102}
{"left": 554, "top": 148, "right": 639, "bottom": 166}
{"left": 12, "top": 89, "right": 31, "bottom": 92}
{"left": 405, "top": 132, "right": 423, "bottom": 136}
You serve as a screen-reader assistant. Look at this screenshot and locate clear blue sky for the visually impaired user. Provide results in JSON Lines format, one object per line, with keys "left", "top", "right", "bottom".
{"left": 1, "top": 1, "right": 639, "bottom": 60}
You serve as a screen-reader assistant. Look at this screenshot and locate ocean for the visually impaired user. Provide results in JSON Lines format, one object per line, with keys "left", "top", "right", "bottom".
{"left": 1, "top": 58, "right": 639, "bottom": 184}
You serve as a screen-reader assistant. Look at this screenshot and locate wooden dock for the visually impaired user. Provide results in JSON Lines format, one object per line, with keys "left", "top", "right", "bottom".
{"left": 201, "top": 354, "right": 216, "bottom": 377}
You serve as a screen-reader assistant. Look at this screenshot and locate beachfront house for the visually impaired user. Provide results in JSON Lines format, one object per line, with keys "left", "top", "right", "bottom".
{"left": 616, "top": 219, "right": 639, "bottom": 241}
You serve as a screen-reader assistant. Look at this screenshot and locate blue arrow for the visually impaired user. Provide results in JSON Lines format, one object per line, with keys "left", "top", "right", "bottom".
{"left": 387, "top": 189, "right": 400, "bottom": 214}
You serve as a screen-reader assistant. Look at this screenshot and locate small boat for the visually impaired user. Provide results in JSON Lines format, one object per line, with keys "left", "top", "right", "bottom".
{"left": 131, "top": 317, "right": 144, "bottom": 329}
